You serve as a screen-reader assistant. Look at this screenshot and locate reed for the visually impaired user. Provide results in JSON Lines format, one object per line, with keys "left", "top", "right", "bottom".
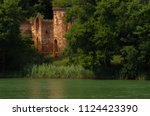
{"left": 27, "top": 64, "right": 95, "bottom": 79}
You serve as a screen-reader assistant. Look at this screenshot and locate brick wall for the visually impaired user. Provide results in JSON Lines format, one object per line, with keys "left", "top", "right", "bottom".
{"left": 20, "top": 7, "right": 70, "bottom": 56}
{"left": 53, "top": 7, "right": 67, "bottom": 56}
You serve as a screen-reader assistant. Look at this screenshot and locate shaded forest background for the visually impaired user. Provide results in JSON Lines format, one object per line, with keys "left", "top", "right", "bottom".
{"left": 0, "top": 0, "right": 150, "bottom": 80}
{"left": 0, "top": 0, "right": 53, "bottom": 72}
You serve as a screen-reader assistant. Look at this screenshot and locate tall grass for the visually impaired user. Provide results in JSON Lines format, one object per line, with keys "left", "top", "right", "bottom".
{"left": 26, "top": 64, "right": 95, "bottom": 79}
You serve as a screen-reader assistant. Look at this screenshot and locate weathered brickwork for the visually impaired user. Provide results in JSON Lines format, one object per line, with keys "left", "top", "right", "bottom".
{"left": 21, "top": 7, "right": 69, "bottom": 56}
{"left": 31, "top": 15, "right": 53, "bottom": 54}
{"left": 53, "top": 7, "right": 67, "bottom": 56}
{"left": 20, "top": 21, "right": 32, "bottom": 36}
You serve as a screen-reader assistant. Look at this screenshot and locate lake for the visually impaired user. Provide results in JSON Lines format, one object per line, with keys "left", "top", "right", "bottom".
{"left": 0, "top": 79, "right": 150, "bottom": 99}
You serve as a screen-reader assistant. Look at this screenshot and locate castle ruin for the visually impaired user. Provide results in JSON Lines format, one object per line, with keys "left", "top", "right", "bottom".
{"left": 20, "top": 7, "right": 70, "bottom": 56}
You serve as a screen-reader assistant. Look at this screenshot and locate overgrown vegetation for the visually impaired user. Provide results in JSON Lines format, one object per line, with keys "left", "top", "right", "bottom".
{"left": 53, "top": 0, "right": 150, "bottom": 80}
{"left": 26, "top": 64, "right": 94, "bottom": 79}
{"left": 0, "top": 0, "right": 50, "bottom": 72}
{"left": 0, "top": 0, "right": 27, "bottom": 71}
{"left": 20, "top": 0, "right": 53, "bottom": 19}
{"left": 0, "top": 0, "right": 150, "bottom": 80}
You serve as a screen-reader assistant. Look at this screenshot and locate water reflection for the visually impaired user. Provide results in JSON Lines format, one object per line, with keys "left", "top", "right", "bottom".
{"left": 28, "top": 79, "right": 64, "bottom": 99}
{"left": 48, "top": 80, "right": 64, "bottom": 99}
{"left": 1, "top": 79, "right": 150, "bottom": 99}
{"left": 28, "top": 79, "right": 41, "bottom": 98}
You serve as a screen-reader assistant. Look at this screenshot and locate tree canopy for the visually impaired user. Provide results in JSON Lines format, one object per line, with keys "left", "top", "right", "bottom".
{"left": 0, "top": 0, "right": 39, "bottom": 71}
{"left": 0, "top": 0, "right": 150, "bottom": 79}
{"left": 20, "top": 0, "right": 52, "bottom": 19}
{"left": 56, "top": 0, "right": 150, "bottom": 79}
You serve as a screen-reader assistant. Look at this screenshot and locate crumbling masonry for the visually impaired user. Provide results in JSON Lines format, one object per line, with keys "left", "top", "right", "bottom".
{"left": 20, "top": 7, "right": 71, "bottom": 56}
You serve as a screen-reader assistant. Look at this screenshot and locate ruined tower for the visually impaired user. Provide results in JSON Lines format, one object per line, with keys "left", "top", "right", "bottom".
{"left": 20, "top": 7, "right": 70, "bottom": 56}
{"left": 53, "top": 7, "right": 67, "bottom": 56}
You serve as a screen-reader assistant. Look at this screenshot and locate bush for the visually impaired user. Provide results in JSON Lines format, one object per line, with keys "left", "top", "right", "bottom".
{"left": 136, "top": 73, "right": 148, "bottom": 80}
{"left": 52, "top": 57, "right": 69, "bottom": 66}
{"left": 120, "top": 46, "right": 139, "bottom": 79}
{"left": 26, "top": 64, "right": 95, "bottom": 79}
{"left": 119, "top": 42, "right": 150, "bottom": 80}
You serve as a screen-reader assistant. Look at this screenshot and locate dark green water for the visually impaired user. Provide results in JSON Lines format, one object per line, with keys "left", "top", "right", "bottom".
{"left": 0, "top": 79, "right": 150, "bottom": 99}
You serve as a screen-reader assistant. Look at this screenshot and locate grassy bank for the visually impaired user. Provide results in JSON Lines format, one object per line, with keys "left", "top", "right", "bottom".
{"left": 26, "top": 64, "right": 95, "bottom": 79}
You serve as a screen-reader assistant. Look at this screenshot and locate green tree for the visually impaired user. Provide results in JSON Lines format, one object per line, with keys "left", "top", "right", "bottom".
{"left": 0, "top": 0, "right": 39, "bottom": 71}
{"left": 32, "top": 0, "right": 52, "bottom": 19}
{"left": 19, "top": 0, "right": 52, "bottom": 19}
{"left": 64, "top": 0, "right": 99, "bottom": 70}
{"left": 59, "top": 0, "right": 150, "bottom": 79}
{"left": 118, "top": 0, "right": 150, "bottom": 79}
{"left": 52, "top": 0, "right": 72, "bottom": 7}
{"left": 64, "top": 0, "right": 116, "bottom": 70}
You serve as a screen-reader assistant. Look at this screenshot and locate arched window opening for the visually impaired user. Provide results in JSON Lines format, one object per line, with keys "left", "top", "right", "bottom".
{"left": 36, "top": 18, "right": 39, "bottom": 32}
{"left": 36, "top": 37, "right": 39, "bottom": 47}
{"left": 54, "top": 39, "right": 58, "bottom": 57}
{"left": 45, "top": 30, "right": 48, "bottom": 34}
{"left": 54, "top": 40, "right": 58, "bottom": 52}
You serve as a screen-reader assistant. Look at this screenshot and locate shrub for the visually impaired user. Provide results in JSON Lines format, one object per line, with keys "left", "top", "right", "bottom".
{"left": 120, "top": 46, "right": 139, "bottom": 79}
{"left": 136, "top": 73, "right": 148, "bottom": 80}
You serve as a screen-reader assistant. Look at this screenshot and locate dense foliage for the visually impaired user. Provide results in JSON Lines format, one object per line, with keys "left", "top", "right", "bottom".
{"left": 0, "top": 0, "right": 150, "bottom": 79}
{"left": 20, "top": 0, "right": 52, "bottom": 19}
{"left": 0, "top": 0, "right": 42, "bottom": 71}
{"left": 53, "top": 0, "right": 150, "bottom": 79}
